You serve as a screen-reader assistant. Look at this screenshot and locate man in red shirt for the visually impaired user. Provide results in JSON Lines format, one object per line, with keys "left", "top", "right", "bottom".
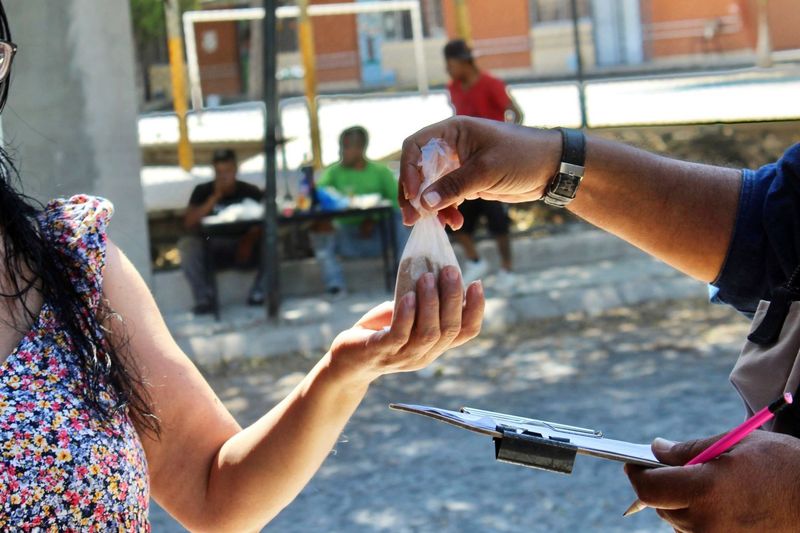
{"left": 444, "top": 39, "right": 522, "bottom": 293}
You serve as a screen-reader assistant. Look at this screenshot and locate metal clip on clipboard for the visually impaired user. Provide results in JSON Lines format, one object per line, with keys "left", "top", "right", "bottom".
{"left": 389, "top": 404, "right": 662, "bottom": 475}
{"left": 465, "top": 407, "right": 599, "bottom": 474}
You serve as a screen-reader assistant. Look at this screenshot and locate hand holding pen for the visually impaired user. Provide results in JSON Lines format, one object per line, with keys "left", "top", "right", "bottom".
{"left": 624, "top": 392, "right": 793, "bottom": 518}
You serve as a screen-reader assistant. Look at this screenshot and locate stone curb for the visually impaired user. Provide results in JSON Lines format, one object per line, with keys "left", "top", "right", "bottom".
{"left": 176, "top": 263, "right": 706, "bottom": 371}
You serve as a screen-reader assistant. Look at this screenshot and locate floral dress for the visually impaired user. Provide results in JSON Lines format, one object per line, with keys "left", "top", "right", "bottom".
{"left": 0, "top": 195, "right": 150, "bottom": 531}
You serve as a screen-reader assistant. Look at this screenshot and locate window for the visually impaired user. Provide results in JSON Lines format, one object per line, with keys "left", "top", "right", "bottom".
{"left": 529, "top": 0, "right": 590, "bottom": 24}
{"left": 276, "top": 0, "right": 298, "bottom": 52}
{"left": 381, "top": 11, "right": 413, "bottom": 41}
{"left": 422, "top": 0, "right": 445, "bottom": 37}
{"left": 382, "top": 0, "right": 443, "bottom": 41}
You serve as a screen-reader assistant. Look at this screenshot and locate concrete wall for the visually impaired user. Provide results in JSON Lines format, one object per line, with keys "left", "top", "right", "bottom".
{"left": 3, "top": 0, "right": 151, "bottom": 281}
{"left": 645, "top": 0, "right": 753, "bottom": 58}
{"left": 530, "top": 21, "right": 595, "bottom": 75}
{"left": 324, "top": 22, "right": 597, "bottom": 89}
{"left": 193, "top": 20, "right": 242, "bottom": 97}
{"left": 442, "top": 0, "right": 532, "bottom": 70}
{"left": 381, "top": 36, "right": 448, "bottom": 88}
{"left": 766, "top": 0, "right": 800, "bottom": 52}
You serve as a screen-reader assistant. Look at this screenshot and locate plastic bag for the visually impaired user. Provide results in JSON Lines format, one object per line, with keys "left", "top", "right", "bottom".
{"left": 395, "top": 138, "right": 462, "bottom": 299}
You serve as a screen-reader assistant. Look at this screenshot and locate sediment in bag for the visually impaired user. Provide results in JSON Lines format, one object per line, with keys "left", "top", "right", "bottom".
{"left": 394, "top": 138, "right": 463, "bottom": 301}
{"left": 395, "top": 256, "right": 436, "bottom": 298}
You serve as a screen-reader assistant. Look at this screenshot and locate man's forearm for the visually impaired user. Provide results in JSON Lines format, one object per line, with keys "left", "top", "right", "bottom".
{"left": 567, "top": 135, "right": 741, "bottom": 283}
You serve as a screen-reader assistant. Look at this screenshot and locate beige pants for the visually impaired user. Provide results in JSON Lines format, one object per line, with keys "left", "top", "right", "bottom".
{"left": 731, "top": 300, "right": 800, "bottom": 434}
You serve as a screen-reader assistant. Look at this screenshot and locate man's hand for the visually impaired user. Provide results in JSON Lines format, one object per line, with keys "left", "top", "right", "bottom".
{"left": 625, "top": 431, "right": 800, "bottom": 532}
{"left": 399, "top": 116, "right": 561, "bottom": 228}
{"left": 399, "top": 116, "right": 740, "bottom": 282}
{"left": 184, "top": 189, "right": 225, "bottom": 230}
{"left": 327, "top": 266, "right": 483, "bottom": 385}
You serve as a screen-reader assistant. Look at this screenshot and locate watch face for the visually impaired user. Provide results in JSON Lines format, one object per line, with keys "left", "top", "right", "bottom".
{"left": 555, "top": 173, "right": 581, "bottom": 198}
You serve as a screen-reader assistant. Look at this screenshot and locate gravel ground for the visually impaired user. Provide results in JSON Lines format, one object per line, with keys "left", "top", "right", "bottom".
{"left": 151, "top": 298, "right": 751, "bottom": 532}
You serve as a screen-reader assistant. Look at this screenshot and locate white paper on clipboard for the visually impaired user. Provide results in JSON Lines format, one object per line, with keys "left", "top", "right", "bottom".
{"left": 389, "top": 403, "right": 663, "bottom": 470}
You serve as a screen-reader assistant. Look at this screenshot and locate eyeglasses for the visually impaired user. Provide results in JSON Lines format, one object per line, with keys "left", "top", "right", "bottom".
{"left": 0, "top": 41, "right": 17, "bottom": 83}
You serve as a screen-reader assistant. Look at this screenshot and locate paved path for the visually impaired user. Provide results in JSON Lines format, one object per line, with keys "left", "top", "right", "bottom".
{"left": 151, "top": 297, "right": 751, "bottom": 532}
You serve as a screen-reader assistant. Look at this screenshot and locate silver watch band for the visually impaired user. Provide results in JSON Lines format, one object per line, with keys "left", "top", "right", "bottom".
{"left": 543, "top": 129, "right": 586, "bottom": 208}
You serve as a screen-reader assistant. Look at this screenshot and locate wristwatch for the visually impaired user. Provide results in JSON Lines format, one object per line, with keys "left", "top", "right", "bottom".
{"left": 543, "top": 128, "right": 586, "bottom": 208}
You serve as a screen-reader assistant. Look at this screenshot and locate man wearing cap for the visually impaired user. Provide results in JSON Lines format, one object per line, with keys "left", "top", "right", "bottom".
{"left": 179, "top": 149, "right": 266, "bottom": 314}
{"left": 443, "top": 39, "right": 523, "bottom": 294}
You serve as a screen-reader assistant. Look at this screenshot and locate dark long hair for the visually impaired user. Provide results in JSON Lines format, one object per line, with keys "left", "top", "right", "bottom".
{"left": 0, "top": 2, "right": 157, "bottom": 435}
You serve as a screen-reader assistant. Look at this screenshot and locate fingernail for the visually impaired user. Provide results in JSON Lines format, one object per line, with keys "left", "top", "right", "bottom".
{"left": 423, "top": 190, "right": 442, "bottom": 208}
{"left": 424, "top": 272, "right": 435, "bottom": 289}
{"left": 474, "top": 280, "right": 483, "bottom": 295}
{"left": 652, "top": 438, "right": 676, "bottom": 453}
{"left": 445, "top": 266, "right": 459, "bottom": 281}
{"left": 403, "top": 291, "right": 416, "bottom": 309}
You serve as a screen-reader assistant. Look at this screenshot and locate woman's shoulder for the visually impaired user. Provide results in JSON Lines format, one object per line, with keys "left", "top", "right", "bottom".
{"left": 40, "top": 194, "right": 114, "bottom": 238}
{"left": 38, "top": 194, "right": 115, "bottom": 274}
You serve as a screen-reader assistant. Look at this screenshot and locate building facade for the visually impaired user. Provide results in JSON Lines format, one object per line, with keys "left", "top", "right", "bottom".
{"left": 182, "top": 0, "right": 800, "bottom": 102}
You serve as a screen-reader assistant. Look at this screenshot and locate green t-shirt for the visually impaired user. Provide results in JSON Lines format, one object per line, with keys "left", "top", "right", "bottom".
{"left": 317, "top": 160, "right": 399, "bottom": 226}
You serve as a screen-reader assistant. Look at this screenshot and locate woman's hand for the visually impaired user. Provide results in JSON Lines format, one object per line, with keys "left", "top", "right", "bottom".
{"left": 399, "top": 116, "right": 562, "bottom": 228}
{"left": 327, "top": 266, "right": 484, "bottom": 387}
{"left": 625, "top": 431, "right": 800, "bottom": 532}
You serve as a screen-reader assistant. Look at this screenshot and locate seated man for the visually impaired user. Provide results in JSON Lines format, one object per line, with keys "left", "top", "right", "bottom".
{"left": 311, "top": 126, "right": 410, "bottom": 295}
{"left": 178, "top": 149, "right": 265, "bottom": 314}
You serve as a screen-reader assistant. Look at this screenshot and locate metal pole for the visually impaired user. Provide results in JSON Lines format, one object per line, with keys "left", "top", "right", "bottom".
{"left": 570, "top": 0, "right": 587, "bottom": 128}
{"left": 298, "top": 0, "right": 323, "bottom": 170}
{"left": 453, "top": 0, "right": 472, "bottom": 44}
{"left": 263, "top": 0, "right": 281, "bottom": 320}
{"left": 165, "top": 0, "right": 194, "bottom": 170}
{"left": 183, "top": 12, "right": 204, "bottom": 111}
{"left": 409, "top": 2, "right": 429, "bottom": 94}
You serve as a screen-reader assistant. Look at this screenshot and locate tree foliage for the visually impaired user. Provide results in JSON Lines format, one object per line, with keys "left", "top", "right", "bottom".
{"left": 129, "top": 0, "right": 199, "bottom": 42}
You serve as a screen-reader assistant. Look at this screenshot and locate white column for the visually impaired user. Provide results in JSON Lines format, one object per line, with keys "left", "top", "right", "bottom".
{"left": 3, "top": 0, "right": 151, "bottom": 281}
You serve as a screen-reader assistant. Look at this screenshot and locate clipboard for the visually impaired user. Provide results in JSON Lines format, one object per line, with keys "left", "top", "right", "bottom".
{"left": 389, "top": 403, "right": 663, "bottom": 474}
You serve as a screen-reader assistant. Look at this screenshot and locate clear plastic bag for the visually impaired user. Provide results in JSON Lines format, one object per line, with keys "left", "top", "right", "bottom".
{"left": 395, "top": 139, "right": 463, "bottom": 299}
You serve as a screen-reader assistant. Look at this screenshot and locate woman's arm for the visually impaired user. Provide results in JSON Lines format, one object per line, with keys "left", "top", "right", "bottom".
{"left": 399, "top": 117, "right": 740, "bottom": 283}
{"left": 102, "top": 241, "right": 483, "bottom": 532}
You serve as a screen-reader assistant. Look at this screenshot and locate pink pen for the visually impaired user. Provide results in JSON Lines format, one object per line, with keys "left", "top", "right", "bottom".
{"left": 623, "top": 392, "right": 794, "bottom": 517}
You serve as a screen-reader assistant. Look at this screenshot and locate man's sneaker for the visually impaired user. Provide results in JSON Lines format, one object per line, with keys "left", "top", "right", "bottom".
{"left": 494, "top": 269, "right": 519, "bottom": 295}
{"left": 327, "top": 286, "right": 347, "bottom": 300}
{"left": 462, "top": 258, "right": 489, "bottom": 284}
{"left": 247, "top": 288, "right": 265, "bottom": 306}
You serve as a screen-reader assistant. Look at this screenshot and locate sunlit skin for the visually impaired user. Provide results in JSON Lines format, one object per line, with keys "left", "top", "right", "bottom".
{"left": 97, "top": 243, "right": 484, "bottom": 531}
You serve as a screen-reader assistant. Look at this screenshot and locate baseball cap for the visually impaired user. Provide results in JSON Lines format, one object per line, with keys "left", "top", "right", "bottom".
{"left": 443, "top": 39, "right": 473, "bottom": 61}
